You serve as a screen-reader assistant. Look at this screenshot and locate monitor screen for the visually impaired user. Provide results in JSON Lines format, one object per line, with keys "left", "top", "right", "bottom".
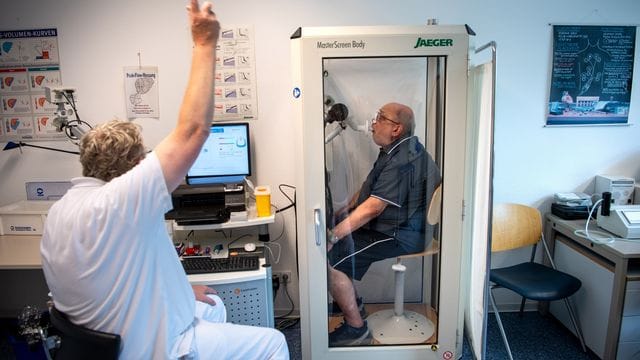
{"left": 186, "top": 122, "right": 251, "bottom": 185}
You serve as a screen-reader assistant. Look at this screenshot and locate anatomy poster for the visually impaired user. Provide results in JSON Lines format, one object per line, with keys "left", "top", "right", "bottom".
{"left": 0, "top": 28, "right": 65, "bottom": 141}
{"left": 214, "top": 26, "right": 258, "bottom": 121}
{"left": 124, "top": 66, "right": 159, "bottom": 119}
{"left": 546, "top": 25, "right": 636, "bottom": 126}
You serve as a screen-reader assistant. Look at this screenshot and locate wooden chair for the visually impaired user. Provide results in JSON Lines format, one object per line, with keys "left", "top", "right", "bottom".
{"left": 367, "top": 184, "right": 441, "bottom": 344}
{"left": 489, "top": 203, "right": 586, "bottom": 360}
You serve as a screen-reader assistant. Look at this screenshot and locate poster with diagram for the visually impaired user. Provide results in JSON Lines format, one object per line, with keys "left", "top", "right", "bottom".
{"left": 214, "top": 25, "right": 258, "bottom": 122}
{"left": 546, "top": 25, "right": 636, "bottom": 126}
{"left": 0, "top": 28, "right": 65, "bottom": 141}
{"left": 124, "top": 66, "right": 159, "bottom": 119}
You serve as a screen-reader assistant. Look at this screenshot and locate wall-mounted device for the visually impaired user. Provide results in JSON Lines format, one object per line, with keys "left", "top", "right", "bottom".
{"left": 44, "top": 86, "right": 89, "bottom": 140}
{"left": 597, "top": 204, "right": 640, "bottom": 239}
{"left": 595, "top": 175, "right": 635, "bottom": 205}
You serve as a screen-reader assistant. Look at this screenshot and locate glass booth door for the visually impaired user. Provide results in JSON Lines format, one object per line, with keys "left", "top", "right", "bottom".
{"left": 323, "top": 56, "right": 444, "bottom": 348}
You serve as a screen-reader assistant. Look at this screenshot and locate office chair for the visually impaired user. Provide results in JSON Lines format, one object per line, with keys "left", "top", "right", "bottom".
{"left": 49, "top": 306, "right": 121, "bottom": 360}
{"left": 367, "top": 184, "right": 441, "bottom": 344}
{"left": 489, "top": 203, "right": 586, "bottom": 360}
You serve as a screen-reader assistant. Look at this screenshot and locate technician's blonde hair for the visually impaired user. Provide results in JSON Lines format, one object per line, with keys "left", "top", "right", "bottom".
{"left": 79, "top": 120, "right": 146, "bottom": 182}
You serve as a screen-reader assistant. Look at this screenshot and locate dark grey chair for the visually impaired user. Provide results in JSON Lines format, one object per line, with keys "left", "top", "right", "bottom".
{"left": 49, "top": 306, "right": 120, "bottom": 360}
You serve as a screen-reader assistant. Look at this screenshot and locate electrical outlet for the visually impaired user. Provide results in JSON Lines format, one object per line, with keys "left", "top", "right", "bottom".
{"left": 273, "top": 271, "right": 291, "bottom": 284}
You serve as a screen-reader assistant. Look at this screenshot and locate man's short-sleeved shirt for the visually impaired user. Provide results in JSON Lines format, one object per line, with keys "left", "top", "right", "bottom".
{"left": 40, "top": 152, "right": 195, "bottom": 358}
{"left": 357, "top": 135, "right": 440, "bottom": 252}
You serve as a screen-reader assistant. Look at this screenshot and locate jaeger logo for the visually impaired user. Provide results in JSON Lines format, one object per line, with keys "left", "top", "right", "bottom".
{"left": 414, "top": 37, "right": 453, "bottom": 48}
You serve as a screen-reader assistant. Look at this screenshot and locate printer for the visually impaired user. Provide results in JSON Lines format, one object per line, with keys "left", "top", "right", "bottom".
{"left": 164, "top": 183, "right": 246, "bottom": 225}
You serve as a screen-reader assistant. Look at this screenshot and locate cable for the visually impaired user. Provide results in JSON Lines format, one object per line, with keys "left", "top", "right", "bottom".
{"left": 276, "top": 317, "right": 300, "bottom": 330}
{"left": 61, "top": 92, "right": 82, "bottom": 122}
{"left": 264, "top": 242, "right": 281, "bottom": 263}
{"left": 276, "top": 184, "right": 296, "bottom": 214}
{"left": 275, "top": 275, "right": 295, "bottom": 320}
{"left": 278, "top": 184, "right": 296, "bottom": 205}
{"left": 331, "top": 237, "right": 394, "bottom": 268}
{"left": 573, "top": 199, "right": 617, "bottom": 244}
{"left": 227, "top": 233, "right": 252, "bottom": 248}
{"left": 271, "top": 210, "right": 287, "bottom": 243}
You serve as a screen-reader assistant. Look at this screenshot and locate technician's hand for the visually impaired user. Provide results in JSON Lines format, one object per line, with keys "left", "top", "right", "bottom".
{"left": 187, "top": 0, "right": 220, "bottom": 47}
{"left": 192, "top": 285, "right": 218, "bottom": 305}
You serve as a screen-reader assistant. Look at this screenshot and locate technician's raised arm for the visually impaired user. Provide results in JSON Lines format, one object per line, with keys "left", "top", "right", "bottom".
{"left": 156, "top": 0, "right": 220, "bottom": 192}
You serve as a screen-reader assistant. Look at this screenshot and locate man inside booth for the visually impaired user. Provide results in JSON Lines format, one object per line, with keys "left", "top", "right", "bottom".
{"left": 327, "top": 102, "right": 441, "bottom": 346}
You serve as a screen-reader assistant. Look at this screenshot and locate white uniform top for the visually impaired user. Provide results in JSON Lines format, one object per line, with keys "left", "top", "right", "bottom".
{"left": 41, "top": 152, "right": 195, "bottom": 359}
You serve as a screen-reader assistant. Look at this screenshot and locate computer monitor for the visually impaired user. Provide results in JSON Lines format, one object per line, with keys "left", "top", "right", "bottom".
{"left": 186, "top": 122, "right": 251, "bottom": 186}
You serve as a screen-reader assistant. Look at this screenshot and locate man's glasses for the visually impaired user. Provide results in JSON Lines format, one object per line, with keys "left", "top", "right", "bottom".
{"left": 372, "top": 111, "right": 400, "bottom": 125}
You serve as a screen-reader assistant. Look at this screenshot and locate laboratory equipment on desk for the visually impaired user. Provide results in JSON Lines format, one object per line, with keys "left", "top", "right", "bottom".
{"left": 554, "top": 192, "right": 592, "bottom": 207}
{"left": 551, "top": 192, "right": 593, "bottom": 220}
{"left": 594, "top": 175, "right": 635, "bottom": 205}
{"left": 596, "top": 192, "right": 640, "bottom": 239}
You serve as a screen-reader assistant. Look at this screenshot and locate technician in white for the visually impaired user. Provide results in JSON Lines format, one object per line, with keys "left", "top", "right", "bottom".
{"left": 40, "top": 1, "right": 288, "bottom": 359}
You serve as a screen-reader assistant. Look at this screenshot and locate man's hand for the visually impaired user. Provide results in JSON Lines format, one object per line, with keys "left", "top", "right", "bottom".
{"left": 187, "top": 0, "right": 220, "bottom": 47}
{"left": 192, "top": 285, "right": 217, "bottom": 305}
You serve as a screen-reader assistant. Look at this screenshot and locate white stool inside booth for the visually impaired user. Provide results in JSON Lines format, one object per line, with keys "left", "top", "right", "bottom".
{"left": 367, "top": 185, "right": 441, "bottom": 344}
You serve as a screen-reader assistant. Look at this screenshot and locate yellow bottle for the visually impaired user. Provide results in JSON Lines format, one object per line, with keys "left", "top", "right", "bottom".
{"left": 255, "top": 186, "right": 271, "bottom": 217}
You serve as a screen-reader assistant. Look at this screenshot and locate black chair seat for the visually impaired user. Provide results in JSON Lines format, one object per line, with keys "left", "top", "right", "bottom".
{"left": 490, "top": 262, "right": 582, "bottom": 301}
{"left": 49, "top": 306, "right": 121, "bottom": 360}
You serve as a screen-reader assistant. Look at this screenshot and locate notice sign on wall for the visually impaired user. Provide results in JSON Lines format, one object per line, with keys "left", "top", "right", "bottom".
{"left": 124, "top": 66, "right": 159, "bottom": 119}
{"left": 546, "top": 25, "right": 636, "bottom": 126}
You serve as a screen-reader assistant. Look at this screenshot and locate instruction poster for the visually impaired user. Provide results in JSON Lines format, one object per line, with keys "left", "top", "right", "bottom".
{"left": 124, "top": 66, "right": 159, "bottom": 119}
{"left": 546, "top": 25, "right": 636, "bottom": 126}
{"left": 0, "top": 28, "right": 65, "bottom": 141}
{"left": 214, "top": 25, "right": 258, "bottom": 122}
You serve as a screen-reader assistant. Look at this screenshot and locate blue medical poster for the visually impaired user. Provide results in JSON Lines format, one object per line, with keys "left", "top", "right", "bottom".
{"left": 546, "top": 25, "right": 636, "bottom": 126}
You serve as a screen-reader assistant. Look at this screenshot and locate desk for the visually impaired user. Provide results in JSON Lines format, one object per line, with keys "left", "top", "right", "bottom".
{"left": 0, "top": 215, "right": 276, "bottom": 323}
{"left": 545, "top": 214, "right": 640, "bottom": 359}
{"left": 0, "top": 235, "right": 42, "bottom": 269}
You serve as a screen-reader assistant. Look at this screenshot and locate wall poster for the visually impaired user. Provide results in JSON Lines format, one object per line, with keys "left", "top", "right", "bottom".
{"left": 546, "top": 25, "right": 636, "bottom": 126}
{"left": 0, "top": 28, "right": 66, "bottom": 142}
{"left": 124, "top": 66, "right": 159, "bottom": 119}
{"left": 213, "top": 25, "right": 258, "bottom": 122}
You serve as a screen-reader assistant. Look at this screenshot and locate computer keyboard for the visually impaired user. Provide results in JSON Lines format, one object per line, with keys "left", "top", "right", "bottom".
{"left": 181, "top": 256, "right": 260, "bottom": 275}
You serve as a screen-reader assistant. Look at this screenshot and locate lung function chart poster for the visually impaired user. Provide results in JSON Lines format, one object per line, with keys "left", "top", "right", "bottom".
{"left": 213, "top": 26, "right": 258, "bottom": 122}
{"left": 0, "top": 28, "right": 66, "bottom": 142}
{"left": 546, "top": 25, "right": 636, "bottom": 126}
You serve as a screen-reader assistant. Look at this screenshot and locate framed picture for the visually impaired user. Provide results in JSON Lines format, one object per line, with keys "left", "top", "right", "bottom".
{"left": 546, "top": 25, "right": 636, "bottom": 126}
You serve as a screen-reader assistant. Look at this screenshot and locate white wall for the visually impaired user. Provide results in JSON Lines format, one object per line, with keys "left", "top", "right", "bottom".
{"left": 2, "top": 0, "right": 639, "bottom": 313}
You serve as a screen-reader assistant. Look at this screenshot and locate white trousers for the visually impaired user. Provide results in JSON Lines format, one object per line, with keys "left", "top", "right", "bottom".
{"left": 191, "top": 295, "right": 289, "bottom": 360}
